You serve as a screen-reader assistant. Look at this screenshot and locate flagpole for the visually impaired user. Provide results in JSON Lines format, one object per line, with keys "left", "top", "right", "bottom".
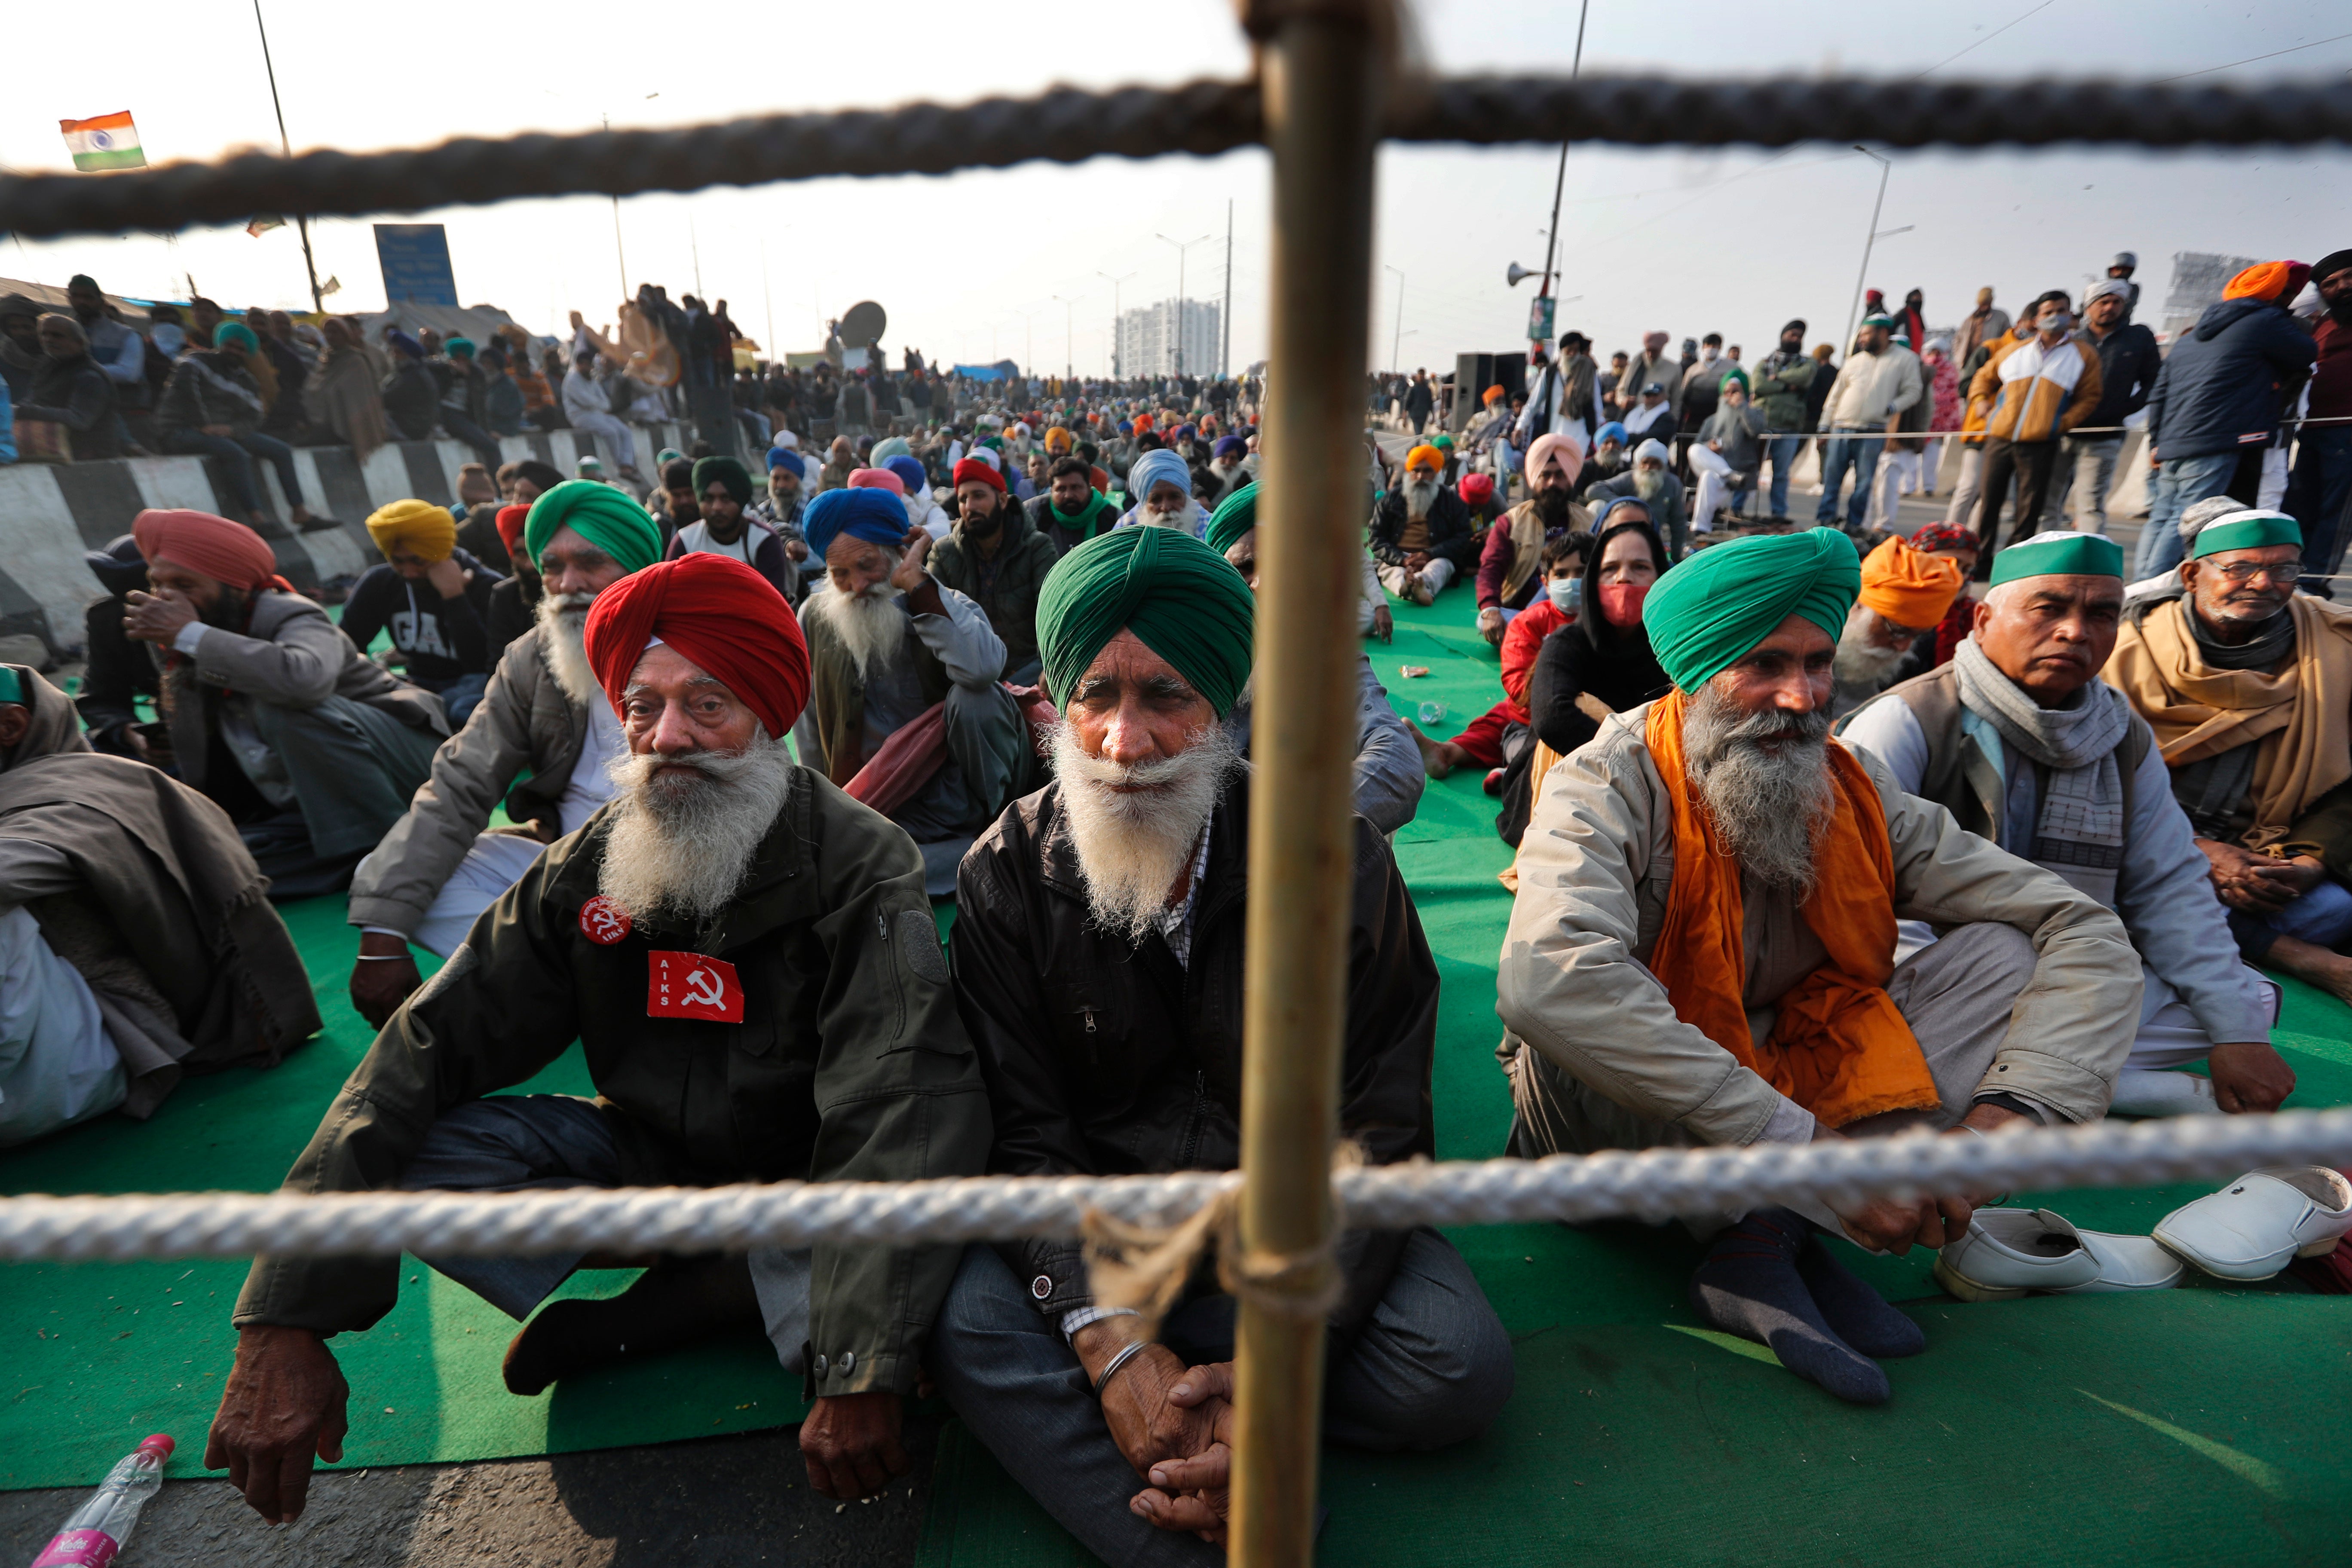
{"left": 251, "top": 0, "right": 324, "bottom": 314}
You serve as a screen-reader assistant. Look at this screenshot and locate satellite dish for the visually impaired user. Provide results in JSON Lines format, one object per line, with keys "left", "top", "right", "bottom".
{"left": 837, "top": 300, "right": 887, "bottom": 349}
{"left": 1505, "top": 262, "right": 1536, "bottom": 288}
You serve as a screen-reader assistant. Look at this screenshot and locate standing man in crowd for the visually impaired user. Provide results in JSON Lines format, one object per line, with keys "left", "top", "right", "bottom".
{"left": 1619, "top": 331, "right": 1683, "bottom": 414}
{"left": 1815, "top": 314, "right": 1922, "bottom": 533}
{"left": 2042, "top": 279, "right": 2159, "bottom": 534}
{"left": 1753, "top": 320, "right": 1818, "bottom": 521}
{"left": 2288, "top": 248, "right": 2352, "bottom": 585}
{"left": 1966, "top": 292, "right": 2103, "bottom": 576}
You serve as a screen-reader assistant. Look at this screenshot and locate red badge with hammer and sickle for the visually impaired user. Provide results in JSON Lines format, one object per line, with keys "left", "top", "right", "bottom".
{"left": 579, "top": 896, "right": 632, "bottom": 946}
{"left": 647, "top": 951, "right": 744, "bottom": 1023}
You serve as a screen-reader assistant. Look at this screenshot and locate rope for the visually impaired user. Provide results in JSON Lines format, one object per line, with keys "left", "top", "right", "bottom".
{"left": 3, "top": 74, "right": 2348, "bottom": 240}
{"left": 5, "top": 1106, "right": 2348, "bottom": 1262}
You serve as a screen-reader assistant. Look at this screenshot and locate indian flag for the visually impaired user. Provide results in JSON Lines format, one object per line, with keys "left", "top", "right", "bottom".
{"left": 59, "top": 112, "right": 146, "bottom": 172}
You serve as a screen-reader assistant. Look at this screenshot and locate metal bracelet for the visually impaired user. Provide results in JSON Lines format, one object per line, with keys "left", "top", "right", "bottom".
{"left": 1092, "top": 1337, "right": 1150, "bottom": 1401}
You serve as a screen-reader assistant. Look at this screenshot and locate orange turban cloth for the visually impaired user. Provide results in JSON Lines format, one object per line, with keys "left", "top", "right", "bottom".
{"left": 1404, "top": 443, "right": 1444, "bottom": 473}
{"left": 2223, "top": 260, "right": 2311, "bottom": 303}
{"left": 1482, "top": 384, "right": 1506, "bottom": 405}
{"left": 1858, "top": 535, "right": 1966, "bottom": 629}
{"left": 132, "top": 508, "right": 286, "bottom": 591}
{"left": 1044, "top": 426, "right": 1072, "bottom": 453}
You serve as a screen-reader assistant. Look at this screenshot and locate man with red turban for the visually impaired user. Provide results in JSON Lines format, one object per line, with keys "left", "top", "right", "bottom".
{"left": 211, "top": 550, "right": 989, "bottom": 1528}
{"left": 126, "top": 508, "right": 448, "bottom": 897}
{"left": 930, "top": 455, "right": 1061, "bottom": 684}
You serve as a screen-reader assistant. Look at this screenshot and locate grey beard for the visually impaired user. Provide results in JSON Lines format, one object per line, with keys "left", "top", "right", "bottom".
{"left": 1681, "top": 680, "right": 1834, "bottom": 901}
{"left": 597, "top": 728, "right": 793, "bottom": 926}
{"left": 1834, "top": 614, "right": 1912, "bottom": 690}
{"left": 804, "top": 575, "right": 907, "bottom": 680}
{"left": 1401, "top": 475, "right": 1441, "bottom": 516}
{"left": 535, "top": 591, "right": 600, "bottom": 707}
{"left": 1633, "top": 468, "right": 1666, "bottom": 503}
{"left": 1050, "top": 717, "right": 1243, "bottom": 946}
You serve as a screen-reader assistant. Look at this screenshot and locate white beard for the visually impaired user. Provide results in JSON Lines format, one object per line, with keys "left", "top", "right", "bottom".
{"left": 1834, "top": 609, "right": 1911, "bottom": 690}
{"left": 1050, "top": 718, "right": 1243, "bottom": 945}
{"left": 597, "top": 728, "right": 794, "bottom": 926}
{"left": 1401, "top": 473, "right": 1441, "bottom": 518}
{"left": 803, "top": 574, "right": 907, "bottom": 680}
{"left": 535, "top": 590, "right": 600, "bottom": 707}
{"left": 1682, "top": 679, "right": 1834, "bottom": 901}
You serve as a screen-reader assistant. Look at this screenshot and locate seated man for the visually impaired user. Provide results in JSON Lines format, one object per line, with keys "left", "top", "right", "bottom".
{"left": 1416, "top": 530, "right": 1588, "bottom": 784}
{"left": 1828, "top": 534, "right": 1966, "bottom": 719}
{"left": 929, "top": 456, "right": 1061, "bottom": 686}
{"left": 123, "top": 509, "right": 448, "bottom": 900}
{"left": 2107, "top": 509, "right": 2352, "bottom": 1005}
{"left": 1498, "top": 528, "right": 2141, "bottom": 1404}
{"left": 1901, "top": 521, "right": 1984, "bottom": 671}
{"left": 1369, "top": 442, "right": 1475, "bottom": 605}
{"left": 74, "top": 536, "right": 162, "bottom": 761}
{"left": 1028, "top": 453, "right": 1123, "bottom": 559}
{"left": 1584, "top": 438, "right": 1689, "bottom": 556}
{"left": 1208, "top": 484, "right": 1424, "bottom": 832}
{"left": 1573, "top": 421, "right": 1630, "bottom": 501}
{"left": 342, "top": 500, "right": 505, "bottom": 727}
{"left": 0, "top": 665, "right": 318, "bottom": 1145}
{"left": 1688, "top": 371, "right": 1769, "bottom": 534}
{"left": 794, "top": 488, "right": 1035, "bottom": 894}
{"left": 1843, "top": 530, "right": 2293, "bottom": 1117}
{"left": 665, "top": 455, "right": 797, "bottom": 600}
{"left": 1117, "top": 448, "right": 1210, "bottom": 536}
{"left": 1474, "top": 432, "right": 1590, "bottom": 646}
{"left": 939, "top": 527, "right": 1511, "bottom": 1562}
{"left": 205, "top": 553, "right": 990, "bottom": 1525}
{"left": 346, "top": 482, "right": 664, "bottom": 1025}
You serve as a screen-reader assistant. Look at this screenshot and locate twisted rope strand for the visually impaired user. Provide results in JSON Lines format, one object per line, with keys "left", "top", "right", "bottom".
{"left": 3, "top": 74, "right": 2348, "bottom": 239}
{"left": 5, "top": 1106, "right": 2348, "bottom": 1262}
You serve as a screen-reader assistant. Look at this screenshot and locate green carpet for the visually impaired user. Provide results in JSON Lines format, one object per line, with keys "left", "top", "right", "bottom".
{"left": 6, "top": 589, "right": 2351, "bottom": 1564}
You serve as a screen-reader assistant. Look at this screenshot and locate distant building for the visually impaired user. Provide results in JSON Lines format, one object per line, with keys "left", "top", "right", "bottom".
{"left": 2161, "top": 251, "right": 2262, "bottom": 339}
{"left": 1116, "top": 299, "right": 1223, "bottom": 379}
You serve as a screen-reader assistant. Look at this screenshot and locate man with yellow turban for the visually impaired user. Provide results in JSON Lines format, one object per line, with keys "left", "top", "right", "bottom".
{"left": 346, "top": 499, "right": 505, "bottom": 726}
{"left": 1827, "top": 533, "right": 1966, "bottom": 719}
{"left": 1497, "top": 527, "right": 2141, "bottom": 1404}
{"left": 935, "top": 527, "right": 1509, "bottom": 1562}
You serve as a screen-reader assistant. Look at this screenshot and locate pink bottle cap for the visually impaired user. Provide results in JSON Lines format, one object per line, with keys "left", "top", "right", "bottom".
{"left": 136, "top": 1435, "right": 175, "bottom": 1458}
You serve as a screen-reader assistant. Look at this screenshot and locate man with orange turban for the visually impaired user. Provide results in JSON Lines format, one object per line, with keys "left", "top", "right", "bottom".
{"left": 1371, "top": 442, "right": 1476, "bottom": 605}
{"left": 125, "top": 508, "right": 448, "bottom": 897}
{"left": 344, "top": 498, "right": 505, "bottom": 725}
{"left": 1828, "top": 534, "right": 1967, "bottom": 719}
{"left": 211, "top": 550, "right": 989, "bottom": 1529}
{"left": 2138, "top": 258, "right": 2318, "bottom": 579}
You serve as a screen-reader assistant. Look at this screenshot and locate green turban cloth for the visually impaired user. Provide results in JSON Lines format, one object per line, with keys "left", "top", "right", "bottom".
{"left": 1036, "top": 527, "right": 1255, "bottom": 717}
{"left": 522, "top": 480, "right": 665, "bottom": 574}
{"left": 1643, "top": 527, "right": 1860, "bottom": 692}
{"left": 1205, "top": 482, "right": 1259, "bottom": 557}
{"left": 1988, "top": 529, "right": 2123, "bottom": 585}
{"left": 2190, "top": 509, "right": 2301, "bottom": 560}
{"left": 868, "top": 435, "right": 913, "bottom": 464}
{"left": 692, "top": 455, "right": 753, "bottom": 505}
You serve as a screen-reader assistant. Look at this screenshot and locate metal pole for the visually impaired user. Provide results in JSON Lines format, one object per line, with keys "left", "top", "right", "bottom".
{"left": 1098, "top": 271, "right": 1134, "bottom": 379}
{"left": 606, "top": 117, "right": 628, "bottom": 300}
{"left": 1233, "top": 0, "right": 1381, "bottom": 1562}
{"left": 689, "top": 212, "right": 704, "bottom": 298}
{"left": 250, "top": 0, "right": 322, "bottom": 313}
{"left": 1385, "top": 264, "right": 1405, "bottom": 371}
{"left": 1843, "top": 146, "right": 1891, "bottom": 354}
{"left": 1157, "top": 233, "right": 1213, "bottom": 379}
{"left": 1530, "top": 0, "right": 1586, "bottom": 339}
{"left": 1222, "top": 198, "right": 1234, "bottom": 379}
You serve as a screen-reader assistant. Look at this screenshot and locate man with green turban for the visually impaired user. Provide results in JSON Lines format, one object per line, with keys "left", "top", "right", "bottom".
{"left": 1844, "top": 527, "right": 2292, "bottom": 1127}
{"left": 938, "top": 525, "right": 1509, "bottom": 1561}
{"left": 1497, "top": 526, "right": 2142, "bottom": 1406}
{"left": 345, "top": 478, "right": 663, "bottom": 1027}
{"left": 662, "top": 455, "right": 796, "bottom": 599}
{"left": 1205, "top": 485, "right": 1422, "bottom": 833}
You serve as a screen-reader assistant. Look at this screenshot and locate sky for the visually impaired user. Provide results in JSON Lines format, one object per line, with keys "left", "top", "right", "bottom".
{"left": 4, "top": 0, "right": 2349, "bottom": 376}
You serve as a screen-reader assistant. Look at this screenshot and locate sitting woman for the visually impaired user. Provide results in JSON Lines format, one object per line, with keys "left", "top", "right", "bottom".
{"left": 1498, "top": 498, "right": 1672, "bottom": 847}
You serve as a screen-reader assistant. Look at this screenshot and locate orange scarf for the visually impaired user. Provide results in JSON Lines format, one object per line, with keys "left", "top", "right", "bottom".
{"left": 1644, "top": 692, "right": 1939, "bottom": 1128}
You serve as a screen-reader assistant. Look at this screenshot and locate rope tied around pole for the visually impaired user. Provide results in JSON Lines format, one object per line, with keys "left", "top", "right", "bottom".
{"left": 1082, "top": 1145, "right": 1360, "bottom": 1338}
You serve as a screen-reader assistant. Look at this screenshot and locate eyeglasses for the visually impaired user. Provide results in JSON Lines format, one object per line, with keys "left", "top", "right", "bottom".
{"left": 2208, "top": 561, "right": 2297, "bottom": 585}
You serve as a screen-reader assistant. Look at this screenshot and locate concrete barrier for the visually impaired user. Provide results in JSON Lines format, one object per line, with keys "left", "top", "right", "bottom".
{"left": 0, "top": 422, "right": 689, "bottom": 655}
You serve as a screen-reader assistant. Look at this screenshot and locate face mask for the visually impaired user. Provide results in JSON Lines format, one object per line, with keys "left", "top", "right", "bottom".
{"left": 2042, "top": 314, "right": 2072, "bottom": 335}
{"left": 1546, "top": 577, "right": 1582, "bottom": 613}
{"left": 150, "top": 323, "right": 186, "bottom": 357}
{"left": 1598, "top": 582, "right": 1648, "bottom": 628}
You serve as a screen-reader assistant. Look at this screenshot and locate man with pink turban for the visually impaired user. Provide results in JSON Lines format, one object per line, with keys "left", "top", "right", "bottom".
{"left": 1474, "top": 432, "right": 1589, "bottom": 644}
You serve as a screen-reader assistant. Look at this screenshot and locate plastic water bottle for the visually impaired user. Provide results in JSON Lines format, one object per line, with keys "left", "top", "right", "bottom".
{"left": 28, "top": 1435, "right": 172, "bottom": 1567}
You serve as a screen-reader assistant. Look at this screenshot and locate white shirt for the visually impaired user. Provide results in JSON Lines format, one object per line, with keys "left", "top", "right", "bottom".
{"left": 556, "top": 693, "right": 628, "bottom": 835}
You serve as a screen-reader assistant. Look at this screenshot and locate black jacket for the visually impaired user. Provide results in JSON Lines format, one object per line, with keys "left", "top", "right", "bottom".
{"left": 1368, "top": 483, "right": 1477, "bottom": 570}
{"left": 337, "top": 548, "right": 504, "bottom": 689}
{"left": 381, "top": 361, "right": 440, "bottom": 441}
{"left": 78, "top": 597, "right": 159, "bottom": 742}
{"left": 18, "top": 352, "right": 122, "bottom": 458}
{"left": 2079, "top": 321, "right": 2163, "bottom": 432}
{"left": 484, "top": 573, "right": 539, "bottom": 658}
{"left": 952, "top": 778, "right": 1439, "bottom": 1328}
{"left": 2146, "top": 297, "right": 2315, "bottom": 464}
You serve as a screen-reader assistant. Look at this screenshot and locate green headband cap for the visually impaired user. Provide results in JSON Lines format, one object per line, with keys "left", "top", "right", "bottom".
{"left": 1642, "top": 527, "right": 1860, "bottom": 692}
{"left": 0, "top": 668, "right": 23, "bottom": 707}
{"left": 1204, "top": 482, "right": 1259, "bottom": 557}
{"left": 2190, "top": 510, "right": 2302, "bottom": 560}
{"left": 1988, "top": 530, "right": 2124, "bottom": 585}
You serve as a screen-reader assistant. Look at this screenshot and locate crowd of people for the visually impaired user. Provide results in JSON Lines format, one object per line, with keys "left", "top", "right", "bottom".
{"left": 0, "top": 246, "right": 2344, "bottom": 1563}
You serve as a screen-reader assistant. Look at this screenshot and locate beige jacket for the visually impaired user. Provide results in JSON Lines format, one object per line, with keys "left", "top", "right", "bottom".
{"left": 1494, "top": 704, "right": 2141, "bottom": 1144}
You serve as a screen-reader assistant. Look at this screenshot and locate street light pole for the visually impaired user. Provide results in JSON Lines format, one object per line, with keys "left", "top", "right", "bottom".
{"left": 1052, "top": 293, "right": 1079, "bottom": 380}
{"left": 1157, "top": 231, "right": 1214, "bottom": 377}
{"left": 1384, "top": 265, "right": 1405, "bottom": 372}
{"left": 1532, "top": 0, "right": 1591, "bottom": 343}
{"left": 1097, "top": 270, "right": 1136, "bottom": 379}
{"left": 1843, "top": 145, "right": 1892, "bottom": 354}
{"left": 250, "top": 0, "right": 323, "bottom": 313}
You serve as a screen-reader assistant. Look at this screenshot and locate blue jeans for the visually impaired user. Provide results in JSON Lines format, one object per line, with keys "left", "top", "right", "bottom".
{"left": 1765, "top": 434, "right": 1805, "bottom": 517}
{"left": 2136, "top": 453, "right": 2239, "bottom": 579}
{"left": 1814, "top": 431, "right": 1880, "bottom": 528}
{"left": 427, "top": 671, "right": 490, "bottom": 728}
{"left": 158, "top": 427, "right": 303, "bottom": 518}
{"left": 2229, "top": 876, "right": 2352, "bottom": 962}
{"left": 2288, "top": 427, "right": 2352, "bottom": 581}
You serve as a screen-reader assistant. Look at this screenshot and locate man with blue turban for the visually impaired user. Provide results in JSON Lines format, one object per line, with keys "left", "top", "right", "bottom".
{"left": 752, "top": 445, "right": 815, "bottom": 596}
{"left": 1497, "top": 527, "right": 2143, "bottom": 1406}
{"left": 1117, "top": 447, "right": 1207, "bottom": 537}
{"left": 796, "top": 485, "right": 1033, "bottom": 893}
{"left": 935, "top": 526, "right": 1510, "bottom": 1562}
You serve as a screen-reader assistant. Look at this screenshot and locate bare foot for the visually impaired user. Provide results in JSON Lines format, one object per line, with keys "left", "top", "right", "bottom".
{"left": 2262, "top": 934, "right": 2352, "bottom": 1008}
{"left": 1406, "top": 720, "right": 1464, "bottom": 779}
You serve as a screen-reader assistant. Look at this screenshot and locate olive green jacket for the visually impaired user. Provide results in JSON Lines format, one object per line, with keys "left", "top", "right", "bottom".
{"left": 235, "top": 765, "right": 991, "bottom": 1398}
